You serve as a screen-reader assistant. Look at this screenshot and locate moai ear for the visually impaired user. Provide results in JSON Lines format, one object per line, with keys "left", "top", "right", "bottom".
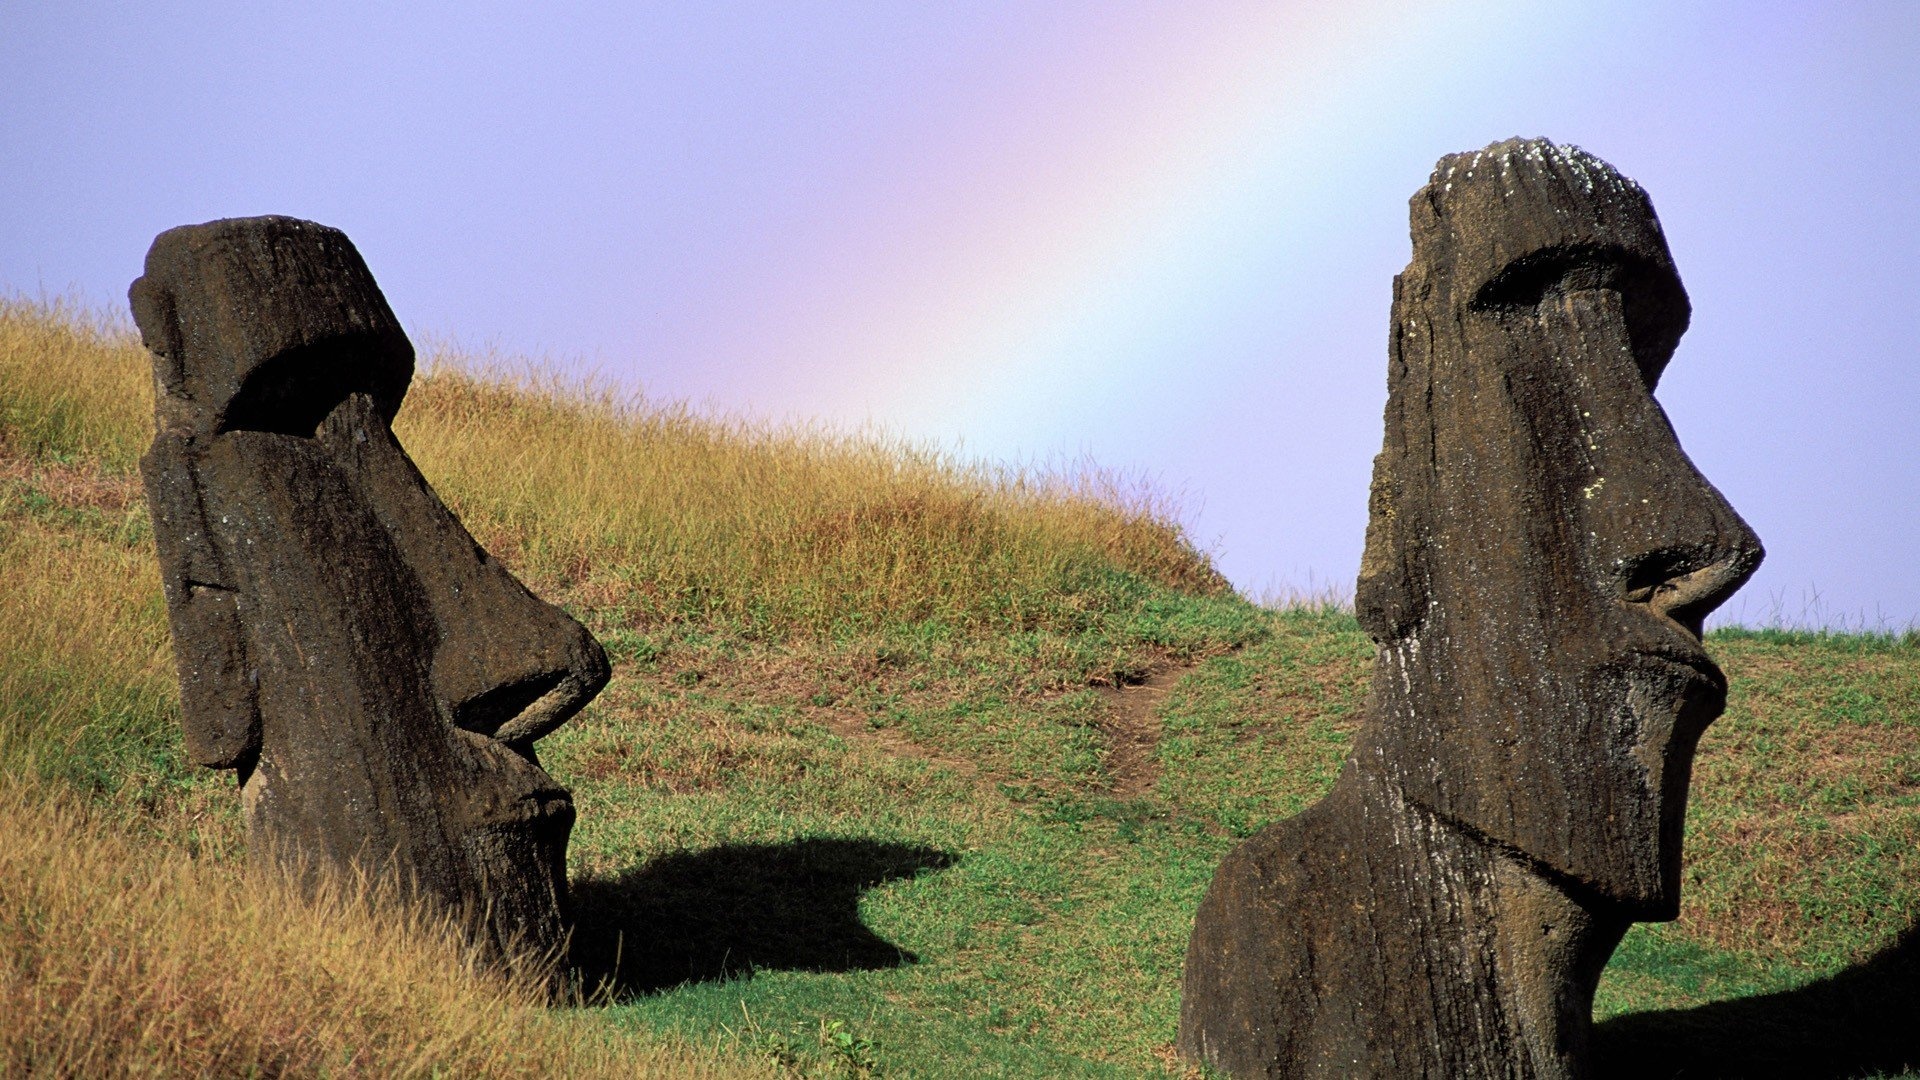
{"left": 140, "top": 430, "right": 261, "bottom": 769}
{"left": 129, "top": 273, "right": 187, "bottom": 398}
{"left": 1354, "top": 272, "right": 1431, "bottom": 644}
{"left": 1356, "top": 458, "right": 1424, "bottom": 642}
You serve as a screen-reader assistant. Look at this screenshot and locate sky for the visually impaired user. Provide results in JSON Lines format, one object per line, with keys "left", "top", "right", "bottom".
{"left": 4, "top": 1, "right": 1915, "bottom": 628}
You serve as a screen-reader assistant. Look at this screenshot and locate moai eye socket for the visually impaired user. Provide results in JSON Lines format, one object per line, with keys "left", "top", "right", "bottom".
{"left": 1469, "top": 243, "right": 1690, "bottom": 389}
{"left": 1470, "top": 244, "right": 1628, "bottom": 311}
{"left": 217, "top": 336, "right": 411, "bottom": 437}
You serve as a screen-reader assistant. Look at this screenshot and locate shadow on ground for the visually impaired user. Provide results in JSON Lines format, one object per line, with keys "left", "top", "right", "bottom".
{"left": 1595, "top": 923, "right": 1920, "bottom": 1079}
{"left": 568, "top": 837, "right": 956, "bottom": 998}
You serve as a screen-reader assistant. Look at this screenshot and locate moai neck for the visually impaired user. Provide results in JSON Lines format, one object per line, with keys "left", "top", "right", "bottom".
{"left": 1338, "top": 751, "right": 1629, "bottom": 1080}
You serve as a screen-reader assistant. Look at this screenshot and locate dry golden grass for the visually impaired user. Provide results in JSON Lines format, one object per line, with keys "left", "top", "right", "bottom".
{"left": 0, "top": 297, "right": 151, "bottom": 470}
{"left": 0, "top": 490, "right": 175, "bottom": 790}
{"left": 0, "top": 776, "right": 766, "bottom": 1079}
{"left": 401, "top": 355, "right": 1222, "bottom": 631}
{"left": 0, "top": 295, "right": 1223, "bottom": 637}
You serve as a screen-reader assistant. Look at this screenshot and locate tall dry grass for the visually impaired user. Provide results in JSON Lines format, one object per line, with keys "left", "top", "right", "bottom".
{"left": 0, "top": 497, "right": 177, "bottom": 795}
{"left": 0, "top": 297, "right": 151, "bottom": 470}
{"left": 0, "top": 777, "right": 765, "bottom": 1078}
{"left": 0, "top": 296, "right": 1222, "bottom": 637}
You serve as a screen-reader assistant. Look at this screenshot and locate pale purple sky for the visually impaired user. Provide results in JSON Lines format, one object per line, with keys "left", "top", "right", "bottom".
{"left": 3, "top": 2, "right": 1915, "bottom": 627}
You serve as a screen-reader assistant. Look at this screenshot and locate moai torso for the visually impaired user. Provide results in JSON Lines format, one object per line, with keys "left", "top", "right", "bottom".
{"left": 1179, "top": 139, "right": 1763, "bottom": 1078}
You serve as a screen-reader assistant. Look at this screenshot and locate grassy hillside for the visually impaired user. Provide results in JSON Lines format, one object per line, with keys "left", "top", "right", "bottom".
{"left": 3, "top": 297, "right": 1915, "bottom": 1077}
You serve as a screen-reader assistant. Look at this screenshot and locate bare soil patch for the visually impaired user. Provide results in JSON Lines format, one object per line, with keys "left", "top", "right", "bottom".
{"left": 1094, "top": 664, "right": 1191, "bottom": 798}
{"left": 806, "top": 707, "right": 984, "bottom": 780}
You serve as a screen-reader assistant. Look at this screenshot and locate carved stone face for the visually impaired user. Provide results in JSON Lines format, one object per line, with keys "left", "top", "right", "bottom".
{"left": 135, "top": 216, "right": 608, "bottom": 953}
{"left": 1356, "top": 141, "right": 1762, "bottom": 917}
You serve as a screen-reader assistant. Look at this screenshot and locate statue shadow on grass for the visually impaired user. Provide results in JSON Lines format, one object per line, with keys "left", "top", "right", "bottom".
{"left": 566, "top": 837, "right": 956, "bottom": 999}
{"left": 1594, "top": 922, "right": 1920, "bottom": 1079}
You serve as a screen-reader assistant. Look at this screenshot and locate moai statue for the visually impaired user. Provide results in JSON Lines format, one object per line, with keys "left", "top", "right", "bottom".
{"left": 1178, "top": 139, "right": 1763, "bottom": 1078}
{"left": 133, "top": 216, "right": 610, "bottom": 963}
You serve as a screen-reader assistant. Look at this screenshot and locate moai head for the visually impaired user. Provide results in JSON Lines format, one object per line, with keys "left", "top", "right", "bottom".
{"left": 134, "top": 216, "right": 609, "bottom": 958}
{"left": 1354, "top": 140, "right": 1762, "bottom": 917}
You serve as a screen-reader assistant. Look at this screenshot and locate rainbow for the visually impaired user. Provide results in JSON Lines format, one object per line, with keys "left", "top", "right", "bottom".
{"left": 677, "top": 0, "right": 1599, "bottom": 451}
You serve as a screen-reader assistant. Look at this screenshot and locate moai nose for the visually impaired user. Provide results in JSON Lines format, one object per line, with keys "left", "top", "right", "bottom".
{"left": 434, "top": 589, "right": 611, "bottom": 748}
{"left": 1612, "top": 486, "right": 1758, "bottom": 630}
{"left": 1536, "top": 287, "right": 1763, "bottom": 639}
{"left": 366, "top": 453, "right": 610, "bottom": 748}
{"left": 1624, "top": 538, "right": 1764, "bottom": 636}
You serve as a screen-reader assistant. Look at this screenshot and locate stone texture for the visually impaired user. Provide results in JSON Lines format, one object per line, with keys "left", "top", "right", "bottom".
{"left": 134, "top": 216, "right": 610, "bottom": 963}
{"left": 1178, "top": 139, "right": 1764, "bottom": 1078}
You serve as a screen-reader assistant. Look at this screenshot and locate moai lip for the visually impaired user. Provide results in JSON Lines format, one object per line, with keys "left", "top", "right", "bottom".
{"left": 133, "top": 216, "right": 611, "bottom": 965}
{"left": 1178, "top": 139, "right": 1763, "bottom": 1078}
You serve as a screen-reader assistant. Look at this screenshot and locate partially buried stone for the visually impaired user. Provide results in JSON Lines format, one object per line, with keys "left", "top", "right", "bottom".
{"left": 133, "top": 216, "right": 610, "bottom": 965}
{"left": 1177, "top": 138, "right": 1763, "bottom": 1078}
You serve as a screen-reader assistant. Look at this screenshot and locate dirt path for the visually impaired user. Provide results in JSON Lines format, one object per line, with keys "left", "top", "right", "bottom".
{"left": 733, "top": 644, "right": 1198, "bottom": 797}
{"left": 806, "top": 664, "right": 1194, "bottom": 799}
{"left": 808, "top": 709, "right": 984, "bottom": 781}
{"left": 1095, "top": 666, "right": 1190, "bottom": 799}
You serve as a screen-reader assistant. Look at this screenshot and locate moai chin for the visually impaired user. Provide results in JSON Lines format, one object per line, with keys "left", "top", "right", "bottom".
{"left": 1178, "top": 139, "right": 1763, "bottom": 1078}
{"left": 133, "top": 216, "right": 610, "bottom": 963}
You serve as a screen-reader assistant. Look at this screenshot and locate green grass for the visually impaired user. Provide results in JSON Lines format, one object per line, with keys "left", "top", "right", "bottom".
{"left": 530, "top": 592, "right": 1919, "bottom": 1077}
{"left": 531, "top": 604, "right": 1920, "bottom": 1077}
{"left": 539, "top": 591, "right": 1271, "bottom": 1076}
{"left": 4, "top": 297, "right": 1917, "bottom": 1077}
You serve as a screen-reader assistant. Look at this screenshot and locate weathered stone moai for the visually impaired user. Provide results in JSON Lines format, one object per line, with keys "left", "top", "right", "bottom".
{"left": 1178, "top": 139, "right": 1764, "bottom": 1077}
{"left": 134, "top": 216, "right": 610, "bottom": 962}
